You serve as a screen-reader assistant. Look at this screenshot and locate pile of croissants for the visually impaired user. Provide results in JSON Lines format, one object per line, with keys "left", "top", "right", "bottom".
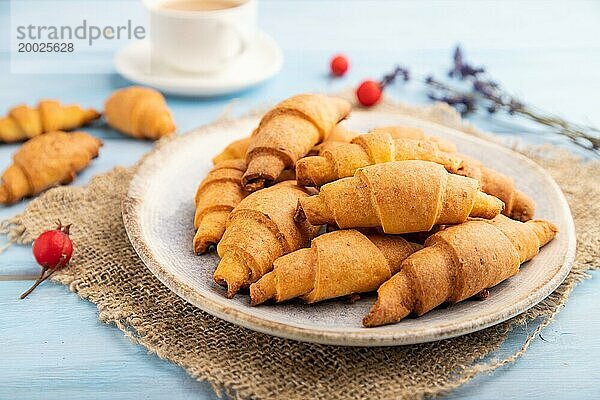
{"left": 0, "top": 88, "right": 558, "bottom": 328}
{"left": 193, "top": 93, "right": 558, "bottom": 327}
{"left": 0, "top": 86, "right": 176, "bottom": 205}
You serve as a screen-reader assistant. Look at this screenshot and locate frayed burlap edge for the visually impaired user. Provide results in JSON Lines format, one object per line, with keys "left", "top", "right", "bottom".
{"left": 1, "top": 94, "right": 598, "bottom": 400}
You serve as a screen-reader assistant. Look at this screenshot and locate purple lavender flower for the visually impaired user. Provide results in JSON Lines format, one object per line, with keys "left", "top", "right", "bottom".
{"left": 379, "top": 66, "right": 410, "bottom": 88}
{"left": 473, "top": 79, "right": 496, "bottom": 97}
{"left": 448, "top": 45, "right": 485, "bottom": 79}
{"left": 427, "top": 90, "right": 476, "bottom": 115}
{"left": 389, "top": 45, "right": 599, "bottom": 152}
{"left": 487, "top": 104, "right": 498, "bottom": 114}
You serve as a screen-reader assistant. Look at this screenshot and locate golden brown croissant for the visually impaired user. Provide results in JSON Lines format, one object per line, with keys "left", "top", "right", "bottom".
{"left": 214, "top": 123, "right": 359, "bottom": 165}
{"left": 296, "top": 160, "right": 504, "bottom": 234}
{"left": 297, "top": 127, "right": 534, "bottom": 221}
{"left": 308, "top": 123, "right": 361, "bottom": 155}
{"left": 369, "top": 126, "right": 457, "bottom": 153}
{"left": 250, "top": 230, "right": 421, "bottom": 305}
{"left": 296, "top": 130, "right": 463, "bottom": 187}
{"left": 193, "top": 159, "right": 247, "bottom": 254}
{"left": 213, "top": 181, "right": 320, "bottom": 297}
{"left": 372, "top": 128, "right": 534, "bottom": 221}
{"left": 0, "top": 131, "right": 102, "bottom": 204}
{"left": 104, "top": 86, "right": 175, "bottom": 140}
{"left": 0, "top": 100, "right": 100, "bottom": 143}
{"left": 363, "top": 215, "right": 558, "bottom": 327}
{"left": 457, "top": 155, "right": 535, "bottom": 221}
{"left": 212, "top": 137, "right": 254, "bottom": 165}
{"left": 328, "top": 123, "right": 361, "bottom": 143}
{"left": 242, "top": 94, "right": 351, "bottom": 191}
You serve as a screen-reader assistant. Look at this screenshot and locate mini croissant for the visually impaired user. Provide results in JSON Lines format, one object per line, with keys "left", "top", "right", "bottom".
{"left": 242, "top": 94, "right": 351, "bottom": 191}
{"left": 213, "top": 124, "right": 359, "bottom": 165}
{"left": 296, "top": 127, "right": 535, "bottom": 220}
{"left": 363, "top": 215, "right": 558, "bottom": 327}
{"left": 214, "top": 181, "right": 320, "bottom": 298}
{"left": 296, "top": 129, "right": 463, "bottom": 187}
{"left": 328, "top": 123, "right": 361, "bottom": 143}
{"left": 212, "top": 137, "right": 254, "bottom": 165}
{"left": 104, "top": 86, "right": 175, "bottom": 140}
{"left": 296, "top": 160, "right": 504, "bottom": 234}
{"left": 0, "top": 100, "right": 100, "bottom": 143}
{"left": 193, "top": 159, "right": 247, "bottom": 254}
{"left": 368, "top": 126, "right": 457, "bottom": 153}
{"left": 0, "top": 131, "right": 102, "bottom": 204}
{"left": 373, "top": 127, "right": 534, "bottom": 221}
{"left": 458, "top": 156, "right": 535, "bottom": 221}
{"left": 250, "top": 230, "right": 421, "bottom": 305}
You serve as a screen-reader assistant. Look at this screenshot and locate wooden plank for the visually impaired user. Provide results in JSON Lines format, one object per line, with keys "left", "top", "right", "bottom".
{"left": 0, "top": 273, "right": 598, "bottom": 399}
{"left": 0, "top": 0, "right": 599, "bottom": 398}
{"left": 0, "top": 281, "right": 217, "bottom": 400}
{"left": 0, "top": 274, "right": 39, "bottom": 281}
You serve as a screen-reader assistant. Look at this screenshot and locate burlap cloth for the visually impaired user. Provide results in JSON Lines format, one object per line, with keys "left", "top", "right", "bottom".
{"left": 1, "top": 97, "right": 599, "bottom": 400}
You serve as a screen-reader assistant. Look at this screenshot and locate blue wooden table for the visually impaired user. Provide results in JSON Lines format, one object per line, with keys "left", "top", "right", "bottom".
{"left": 1, "top": 1, "right": 599, "bottom": 398}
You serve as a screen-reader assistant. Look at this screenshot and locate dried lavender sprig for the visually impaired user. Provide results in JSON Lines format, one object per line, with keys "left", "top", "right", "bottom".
{"left": 451, "top": 45, "right": 600, "bottom": 135}
{"left": 426, "top": 74, "right": 600, "bottom": 151}
{"left": 425, "top": 76, "right": 477, "bottom": 116}
{"left": 470, "top": 76, "right": 598, "bottom": 134}
{"left": 513, "top": 108, "right": 600, "bottom": 150}
{"left": 426, "top": 76, "right": 576, "bottom": 134}
{"left": 448, "top": 46, "right": 485, "bottom": 79}
{"left": 375, "top": 55, "right": 600, "bottom": 152}
{"left": 379, "top": 66, "right": 410, "bottom": 88}
{"left": 448, "top": 46, "right": 600, "bottom": 151}
{"left": 427, "top": 91, "right": 476, "bottom": 116}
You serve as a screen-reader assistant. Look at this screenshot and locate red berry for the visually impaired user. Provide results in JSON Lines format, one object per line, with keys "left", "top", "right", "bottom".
{"left": 33, "top": 226, "right": 73, "bottom": 269}
{"left": 21, "top": 221, "right": 73, "bottom": 299}
{"left": 330, "top": 54, "right": 349, "bottom": 77}
{"left": 356, "top": 80, "right": 382, "bottom": 107}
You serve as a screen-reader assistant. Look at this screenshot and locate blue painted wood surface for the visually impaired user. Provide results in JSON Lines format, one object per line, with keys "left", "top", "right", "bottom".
{"left": 1, "top": 1, "right": 599, "bottom": 398}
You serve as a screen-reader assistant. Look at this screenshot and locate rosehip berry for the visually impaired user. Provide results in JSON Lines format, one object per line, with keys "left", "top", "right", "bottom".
{"left": 330, "top": 54, "right": 349, "bottom": 77}
{"left": 33, "top": 225, "right": 73, "bottom": 269}
{"left": 20, "top": 221, "right": 73, "bottom": 299}
{"left": 356, "top": 80, "right": 382, "bottom": 107}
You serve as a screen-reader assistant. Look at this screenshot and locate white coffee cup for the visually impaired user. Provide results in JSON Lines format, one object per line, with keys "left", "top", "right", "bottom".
{"left": 144, "top": 0, "right": 257, "bottom": 73}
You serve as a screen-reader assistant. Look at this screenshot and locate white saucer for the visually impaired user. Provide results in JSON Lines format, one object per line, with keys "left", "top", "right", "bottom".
{"left": 114, "top": 31, "right": 283, "bottom": 96}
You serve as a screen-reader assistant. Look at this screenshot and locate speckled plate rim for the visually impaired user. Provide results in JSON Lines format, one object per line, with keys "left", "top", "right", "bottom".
{"left": 122, "top": 112, "right": 576, "bottom": 346}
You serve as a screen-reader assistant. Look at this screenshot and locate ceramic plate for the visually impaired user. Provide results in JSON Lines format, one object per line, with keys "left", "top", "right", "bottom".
{"left": 122, "top": 111, "right": 576, "bottom": 346}
{"left": 114, "top": 32, "right": 283, "bottom": 96}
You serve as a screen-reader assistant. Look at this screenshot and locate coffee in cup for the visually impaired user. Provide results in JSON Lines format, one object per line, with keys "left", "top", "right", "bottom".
{"left": 144, "top": 0, "right": 257, "bottom": 73}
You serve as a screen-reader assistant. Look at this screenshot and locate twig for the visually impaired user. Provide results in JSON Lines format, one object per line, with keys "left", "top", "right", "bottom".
{"left": 19, "top": 268, "right": 58, "bottom": 299}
